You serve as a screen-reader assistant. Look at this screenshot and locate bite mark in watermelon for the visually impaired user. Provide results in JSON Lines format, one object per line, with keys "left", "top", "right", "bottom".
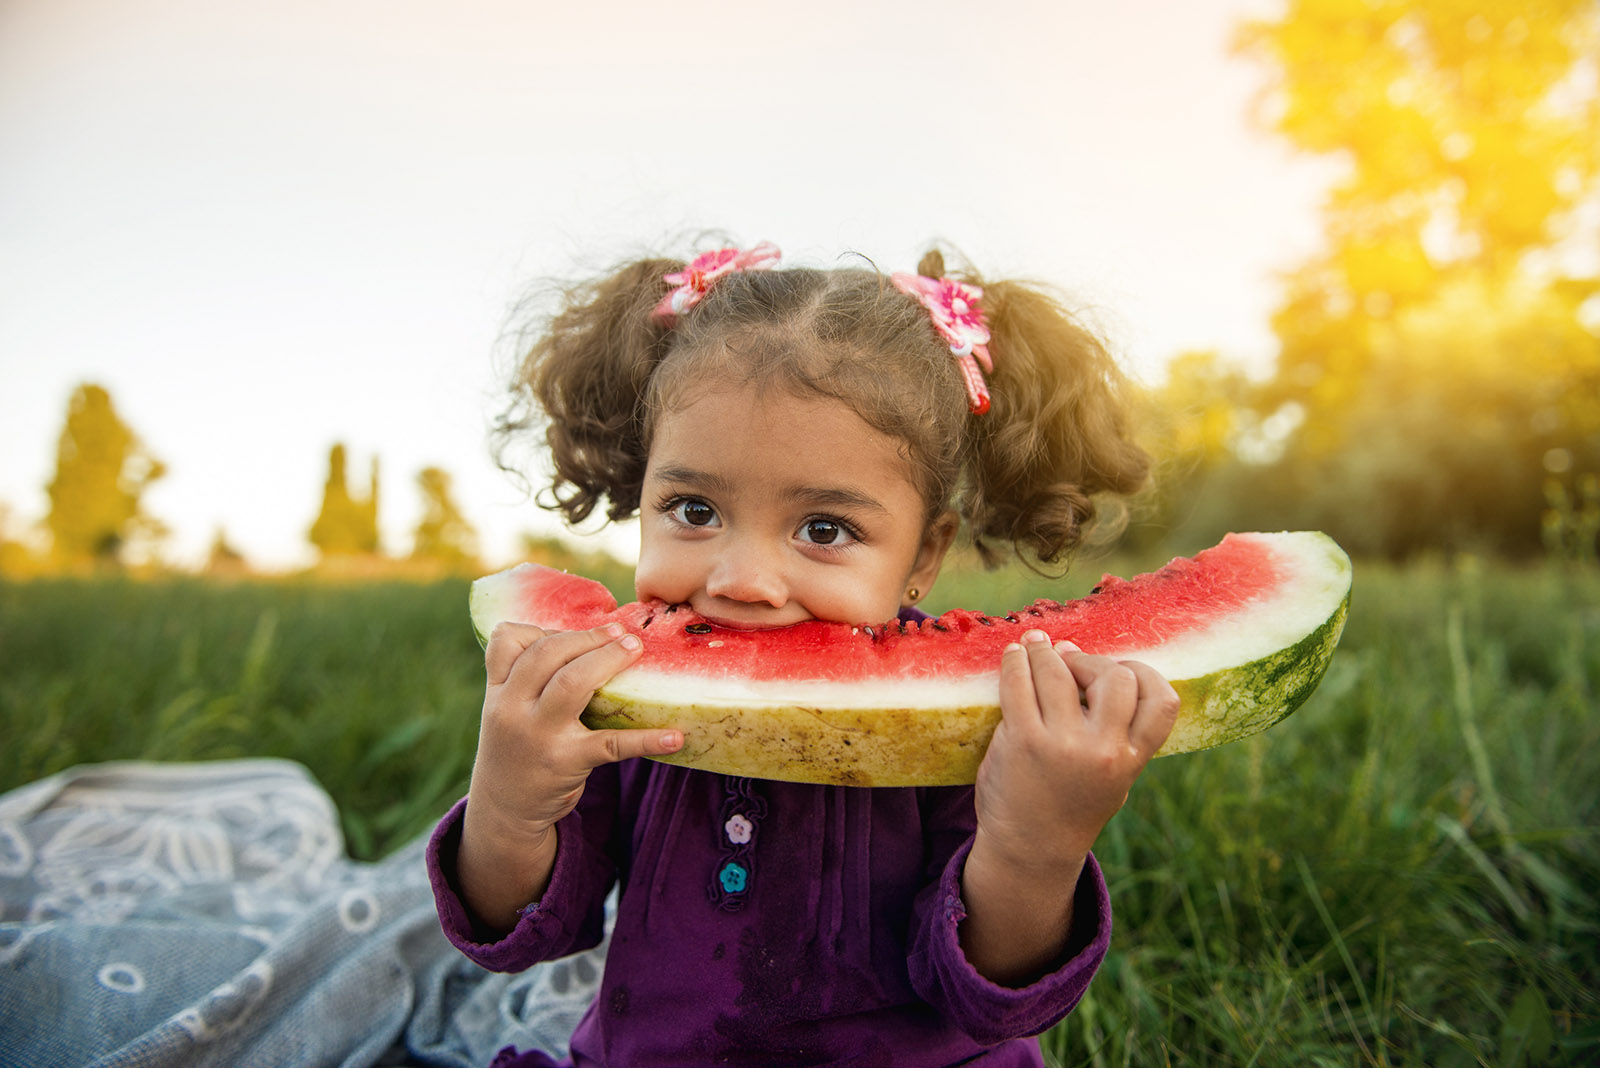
{"left": 469, "top": 531, "right": 1352, "bottom": 786}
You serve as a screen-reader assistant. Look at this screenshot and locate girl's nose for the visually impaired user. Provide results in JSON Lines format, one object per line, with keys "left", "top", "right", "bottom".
{"left": 704, "top": 541, "right": 787, "bottom": 607}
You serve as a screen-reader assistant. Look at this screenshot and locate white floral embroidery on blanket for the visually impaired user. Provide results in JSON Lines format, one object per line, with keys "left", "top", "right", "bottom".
{"left": 0, "top": 759, "right": 606, "bottom": 1068}
{"left": 16, "top": 764, "right": 340, "bottom": 927}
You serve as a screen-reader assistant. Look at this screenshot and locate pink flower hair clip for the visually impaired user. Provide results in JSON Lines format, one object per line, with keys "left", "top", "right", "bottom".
{"left": 890, "top": 272, "right": 994, "bottom": 414}
{"left": 651, "top": 241, "right": 782, "bottom": 324}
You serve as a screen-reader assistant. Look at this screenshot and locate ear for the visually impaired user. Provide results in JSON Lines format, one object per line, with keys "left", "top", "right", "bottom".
{"left": 904, "top": 510, "right": 959, "bottom": 607}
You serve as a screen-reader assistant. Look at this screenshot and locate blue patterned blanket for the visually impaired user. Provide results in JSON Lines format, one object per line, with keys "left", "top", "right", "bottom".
{"left": 0, "top": 760, "right": 604, "bottom": 1068}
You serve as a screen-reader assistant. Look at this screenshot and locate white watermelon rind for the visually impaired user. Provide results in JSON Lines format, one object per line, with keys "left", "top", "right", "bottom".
{"left": 468, "top": 531, "right": 1353, "bottom": 787}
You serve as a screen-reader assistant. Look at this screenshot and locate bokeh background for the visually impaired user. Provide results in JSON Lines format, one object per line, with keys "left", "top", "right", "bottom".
{"left": 5, "top": 0, "right": 1349, "bottom": 573}
{"left": 5, "top": 0, "right": 1595, "bottom": 575}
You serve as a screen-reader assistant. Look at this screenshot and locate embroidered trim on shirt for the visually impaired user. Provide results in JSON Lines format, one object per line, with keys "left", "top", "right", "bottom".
{"left": 709, "top": 777, "right": 767, "bottom": 912}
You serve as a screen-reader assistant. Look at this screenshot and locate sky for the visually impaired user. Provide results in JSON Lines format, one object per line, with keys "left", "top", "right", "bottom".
{"left": 0, "top": 0, "right": 1337, "bottom": 570}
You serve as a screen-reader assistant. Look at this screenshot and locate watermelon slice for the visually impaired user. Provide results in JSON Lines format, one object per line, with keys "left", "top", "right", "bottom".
{"left": 469, "top": 531, "right": 1351, "bottom": 787}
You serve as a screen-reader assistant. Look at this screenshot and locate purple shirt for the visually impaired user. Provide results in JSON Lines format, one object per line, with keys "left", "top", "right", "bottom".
{"left": 427, "top": 758, "right": 1110, "bottom": 1066}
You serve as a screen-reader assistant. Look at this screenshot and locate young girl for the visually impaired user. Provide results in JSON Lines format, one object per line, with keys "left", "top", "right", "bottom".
{"left": 427, "top": 242, "right": 1179, "bottom": 1065}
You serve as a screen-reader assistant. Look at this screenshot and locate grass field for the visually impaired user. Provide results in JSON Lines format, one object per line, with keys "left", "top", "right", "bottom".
{"left": 2, "top": 555, "right": 1596, "bottom": 1066}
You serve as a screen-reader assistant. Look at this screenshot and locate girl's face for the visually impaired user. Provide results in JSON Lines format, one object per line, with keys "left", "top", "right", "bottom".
{"left": 635, "top": 384, "right": 955, "bottom": 629}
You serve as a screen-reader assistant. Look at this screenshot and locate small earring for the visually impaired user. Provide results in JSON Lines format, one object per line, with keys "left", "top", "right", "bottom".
{"left": 906, "top": 587, "right": 921, "bottom": 602}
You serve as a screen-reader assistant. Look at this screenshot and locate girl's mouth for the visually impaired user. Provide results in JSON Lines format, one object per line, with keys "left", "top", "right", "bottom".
{"left": 696, "top": 613, "right": 805, "bottom": 633}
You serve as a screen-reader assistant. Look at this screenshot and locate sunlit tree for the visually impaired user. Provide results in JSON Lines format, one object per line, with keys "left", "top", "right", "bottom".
{"left": 1229, "top": 0, "right": 1600, "bottom": 555}
{"left": 205, "top": 526, "right": 250, "bottom": 576}
{"left": 308, "top": 443, "right": 380, "bottom": 559}
{"left": 1141, "top": 352, "right": 1312, "bottom": 550}
{"left": 410, "top": 466, "right": 479, "bottom": 570}
{"left": 0, "top": 503, "right": 43, "bottom": 577}
{"left": 44, "top": 383, "right": 167, "bottom": 567}
{"left": 1239, "top": 1, "right": 1599, "bottom": 433}
{"left": 1150, "top": 351, "right": 1255, "bottom": 469}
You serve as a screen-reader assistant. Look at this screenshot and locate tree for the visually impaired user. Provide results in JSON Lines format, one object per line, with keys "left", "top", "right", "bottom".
{"left": 410, "top": 466, "right": 479, "bottom": 571}
{"left": 45, "top": 383, "right": 167, "bottom": 567}
{"left": 1141, "top": 351, "right": 1279, "bottom": 547}
{"left": 308, "top": 444, "right": 380, "bottom": 559}
{"left": 0, "top": 502, "right": 44, "bottom": 578}
{"left": 205, "top": 527, "right": 250, "bottom": 576}
{"left": 1239, "top": 1, "right": 1599, "bottom": 419}
{"left": 1228, "top": 0, "right": 1600, "bottom": 555}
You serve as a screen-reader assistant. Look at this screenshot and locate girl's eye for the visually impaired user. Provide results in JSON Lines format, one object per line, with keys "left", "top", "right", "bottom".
{"left": 798, "top": 518, "right": 857, "bottom": 547}
{"left": 671, "top": 498, "right": 719, "bottom": 527}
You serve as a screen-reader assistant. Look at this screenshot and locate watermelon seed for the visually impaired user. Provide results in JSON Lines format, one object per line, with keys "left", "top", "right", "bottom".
{"left": 685, "top": 623, "right": 713, "bottom": 635}
{"left": 1004, "top": 614, "right": 1020, "bottom": 623}
{"left": 1090, "top": 585, "right": 1102, "bottom": 595}
{"left": 1027, "top": 607, "right": 1044, "bottom": 616}
{"left": 864, "top": 625, "right": 876, "bottom": 640}
{"left": 932, "top": 622, "right": 949, "bottom": 632}
{"left": 976, "top": 616, "right": 994, "bottom": 626}
{"left": 666, "top": 604, "right": 679, "bottom": 614}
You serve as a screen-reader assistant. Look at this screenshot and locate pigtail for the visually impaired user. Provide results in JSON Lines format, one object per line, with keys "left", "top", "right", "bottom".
{"left": 493, "top": 258, "right": 679, "bottom": 524}
{"left": 932, "top": 251, "right": 1150, "bottom": 567}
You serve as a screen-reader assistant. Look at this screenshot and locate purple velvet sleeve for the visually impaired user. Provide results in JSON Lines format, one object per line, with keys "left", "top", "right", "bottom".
{"left": 906, "top": 789, "right": 1111, "bottom": 1044}
{"left": 426, "top": 765, "right": 622, "bottom": 973}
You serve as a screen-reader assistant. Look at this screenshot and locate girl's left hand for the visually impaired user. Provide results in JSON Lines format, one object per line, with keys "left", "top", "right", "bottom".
{"left": 974, "top": 630, "right": 1180, "bottom": 875}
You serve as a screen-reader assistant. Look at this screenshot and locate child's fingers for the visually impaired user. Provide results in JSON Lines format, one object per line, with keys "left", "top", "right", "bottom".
{"left": 500, "top": 624, "right": 639, "bottom": 709}
{"left": 584, "top": 726, "right": 685, "bottom": 768}
{"left": 1020, "top": 635, "right": 1083, "bottom": 726}
{"left": 998, "top": 638, "right": 1045, "bottom": 728}
{"left": 1052, "top": 642, "right": 1139, "bottom": 728}
{"left": 1121, "top": 660, "right": 1181, "bottom": 755}
{"left": 484, "top": 621, "right": 549, "bottom": 686}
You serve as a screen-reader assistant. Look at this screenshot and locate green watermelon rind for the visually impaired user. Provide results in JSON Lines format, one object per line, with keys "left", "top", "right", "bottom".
{"left": 1161, "top": 587, "right": 1348, "bottom": 756}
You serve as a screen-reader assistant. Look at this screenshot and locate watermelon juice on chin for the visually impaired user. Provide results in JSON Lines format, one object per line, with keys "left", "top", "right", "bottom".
{"left": 470, "top": 531, "right": 1352, "bottom": 787}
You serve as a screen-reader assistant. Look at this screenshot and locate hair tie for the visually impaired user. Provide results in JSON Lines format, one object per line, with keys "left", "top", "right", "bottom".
{"left": 889, "top": 272, "right": 993, "bottom": 414}
{"left": 652, "top": 242, "right": 782, "bottom": 325}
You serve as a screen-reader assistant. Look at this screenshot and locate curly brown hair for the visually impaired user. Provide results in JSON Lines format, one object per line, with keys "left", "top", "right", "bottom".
{"left": 493, "top": 246, "right": 1150, "bottom": 567}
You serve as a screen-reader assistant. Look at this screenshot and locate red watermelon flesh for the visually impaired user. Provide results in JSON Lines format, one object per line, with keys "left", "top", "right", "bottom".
{"left": 470, "top": 531, "right": 1351, "bottom": 786}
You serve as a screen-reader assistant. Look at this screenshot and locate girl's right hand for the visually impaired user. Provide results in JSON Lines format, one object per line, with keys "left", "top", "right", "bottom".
{"left": 456, "top": 621, "right": 682, "bottom": 932}
{"left": 470, "top": 620, "right": 682, "bottom": 833}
